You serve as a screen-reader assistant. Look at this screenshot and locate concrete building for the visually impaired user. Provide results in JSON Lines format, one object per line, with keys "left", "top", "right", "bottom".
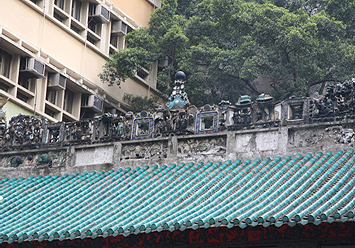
{"left": 0, "top": 0, "right": 161, "bottom": 122}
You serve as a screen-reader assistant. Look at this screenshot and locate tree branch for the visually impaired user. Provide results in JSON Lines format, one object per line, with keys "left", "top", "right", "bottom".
{"left": 309, "top": 78, "right": 337, "bottom": 86}
{"left": 226, "top": 73, "right": 260, "bottom": 95}
{"left": 284, "top": 47, "right": 297, "bottom": 82}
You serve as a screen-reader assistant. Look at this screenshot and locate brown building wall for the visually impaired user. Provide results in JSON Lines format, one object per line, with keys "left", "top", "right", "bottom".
{"left": 111, "top": 0, "right": 157, "bottom": 27}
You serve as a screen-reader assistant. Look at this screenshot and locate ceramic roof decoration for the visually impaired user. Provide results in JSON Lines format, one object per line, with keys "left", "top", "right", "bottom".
{"left": 4, "top": 78, "right": 355, "bottom": 151}
{"left": 166, "top": 71, "right": 190, "bottom": 110}
{"left": 236, "top": 95, "right": 252, "bottom": 106}
{"left": 256, "top": 93, "right": 273, "bottom": 104}
{"left": 1, "top": 150, "right": 355, "bottom": 244}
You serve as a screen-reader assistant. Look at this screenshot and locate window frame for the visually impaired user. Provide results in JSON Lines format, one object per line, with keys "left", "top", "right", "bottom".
{"left": 0, "top": 49, "right": 12, "bottom": 79}
{"left": 18, "top": 74, "right": 31, "bottom": 90}
{"left": 71, "top": 0, "right": 82, "bottom": 21}
{"left": 64, "top": 88, "right": 74, "bottom": 114}
{"left": 54, "top": 0, "right": 65, "bottom": 10}
{"left": 46, "top": 89, "right": 57, "bottom": 105}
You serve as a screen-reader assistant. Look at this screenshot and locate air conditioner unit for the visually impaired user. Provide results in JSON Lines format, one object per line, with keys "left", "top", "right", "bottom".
{"left": 20, "top": 57, "right": 45, "bottom": 78}
{"left": 111, "top": 21, "right": 127, "bottom": 37}
{"left": 48, "top": 73, "right": 66, "bottom": 90}
{"left": 158, "top": 56, "right": 169, "bottom": 67}
{"left": 81, "top": 95, "right": 103, "bottom": 113}
{"left": 88, "top": 4, "right": 110, "bottom": 23}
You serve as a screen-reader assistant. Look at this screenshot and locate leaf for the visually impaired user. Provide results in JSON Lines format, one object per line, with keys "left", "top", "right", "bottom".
{"left": 100, "top": 0, "right": 355, "bottom": 105}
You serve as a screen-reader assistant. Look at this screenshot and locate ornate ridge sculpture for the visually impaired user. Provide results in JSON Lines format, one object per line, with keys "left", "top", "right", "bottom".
{"left": 1, "top": 74, "right": 355, "bottom": 151}
{"left": 166, "top": 71, "right": 190, "bottom": 110}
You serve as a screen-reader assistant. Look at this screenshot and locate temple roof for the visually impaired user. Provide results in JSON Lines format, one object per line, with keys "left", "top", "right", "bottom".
{"left": 1, "top": 150, "right": 355, "bottom": 244}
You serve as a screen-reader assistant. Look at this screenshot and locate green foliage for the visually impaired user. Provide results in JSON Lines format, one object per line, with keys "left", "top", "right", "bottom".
{"left": 126, "top": 28, "right": 159, "bottom": 55}
{"left": 101, "top": 0, "right": 355, "bottom": 106}
{"left": 123, "top": 94, "right": 160, "bottom": 113}
{"left": 149, "top": 0, "right": 178, "bottom": 37}
{"left": 156, "top": 64, "right": 175, "bottom": 92}
{"left": 99, "top": 48, "right": 152, "bottom": 86}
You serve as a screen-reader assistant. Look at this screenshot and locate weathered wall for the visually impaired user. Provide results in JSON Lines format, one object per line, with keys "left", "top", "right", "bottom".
{"left": 1, "top": 121, "right": 355, "bottom": 179}
{"left": 3, "top": 101, "right": 33, "bottom": 120}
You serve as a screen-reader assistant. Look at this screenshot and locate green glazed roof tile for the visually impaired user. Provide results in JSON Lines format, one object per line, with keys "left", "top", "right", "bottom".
{"left": 1, "top": 150, "right": 355, "bottom": 243}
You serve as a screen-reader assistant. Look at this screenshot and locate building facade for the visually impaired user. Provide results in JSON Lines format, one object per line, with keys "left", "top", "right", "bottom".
{"left": 0, "top": 0, "right": 161, "bottom": 122}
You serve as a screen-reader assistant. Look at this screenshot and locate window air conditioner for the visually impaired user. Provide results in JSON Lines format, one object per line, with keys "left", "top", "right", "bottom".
{"left": 82, "top": 95, "right": 103, "bottom": 113}
{"left": 111, "top": 21, "right": 127, "bottom": 37}
{"left": 158, "top": 56, "right": 169, "bottom": 67}
{"left": 20, "top": 58, "right": 45, "bottom": 78}
{"left": 88, "top": 4, "right": 110, "bottom": 23}
{"left": 48, "top": 73, "right": 67, "bottom": 90}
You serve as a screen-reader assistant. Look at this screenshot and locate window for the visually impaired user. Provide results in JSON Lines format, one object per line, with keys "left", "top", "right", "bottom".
{"left": 46, "top": 89, "right": 57, "bottom": 105}
{"left": 88, "top": 22, "right": 96, "bottom": 33}
{"left": 30, "top": 0, "right": 43, "bottom": 6}
{"left": 0, "top": 83, "right": 9, "bottom": 92}
{"left": 87, "top": 22, "right": 101, "bottom": 46}
{"left": 88, "top": 22, "right": 101, "bottom": 35}
{"left": 54, "top": 0, "right": 64, "bottom": 10}
{"left": 110, "top": 36, "right": 118, "bottom": 47}
{"left": 89, "top": 3, "right": 96, "bottom": 16}
{"left": 81, "top": 94, "right": 89, "bottom": 106}
{"left": 64, "top": 88, "right": 74, "bottom": 113}
{"left": 71, "top": 0, "right": 82, "bottom": 21}
{"left": 87, "top": 35, "right": 96, "bottom": 45}
{"left": 45, "top": 107, "right": 56, "bottom": 117}
{"left": 0, "top": 49, "right": 12, "bottom": 78}
{"left": 19, "top": 75, "right": 30, "bottom": 89}
{"left": 17, "top": 92, "right": 28, "bottom": 103}
{"left": 70, "top": 24, "right": 80, "bottom": 34}
{"left": 54, "top": 12, "right": 64, "bottom": 22}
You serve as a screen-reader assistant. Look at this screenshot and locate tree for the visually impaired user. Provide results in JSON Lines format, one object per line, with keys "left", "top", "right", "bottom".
{"left": 100, "top": 0, "right": 355, "bottom": 106}
{"left": 123, "top": 94, "right": 160, "bottom": 112}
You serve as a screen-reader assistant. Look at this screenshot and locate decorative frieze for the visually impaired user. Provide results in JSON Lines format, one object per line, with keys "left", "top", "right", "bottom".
{"left": 0, "top": 151, "right": 67, "bottom": 168}
{"left": 178, "top": 136, "right": 227, "bottom": 157}
{"left": 1, "top": 73, "right": 355, "bottom": 151}
{"left": 121, "top": 141, "right": 168, "bottom": 160}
